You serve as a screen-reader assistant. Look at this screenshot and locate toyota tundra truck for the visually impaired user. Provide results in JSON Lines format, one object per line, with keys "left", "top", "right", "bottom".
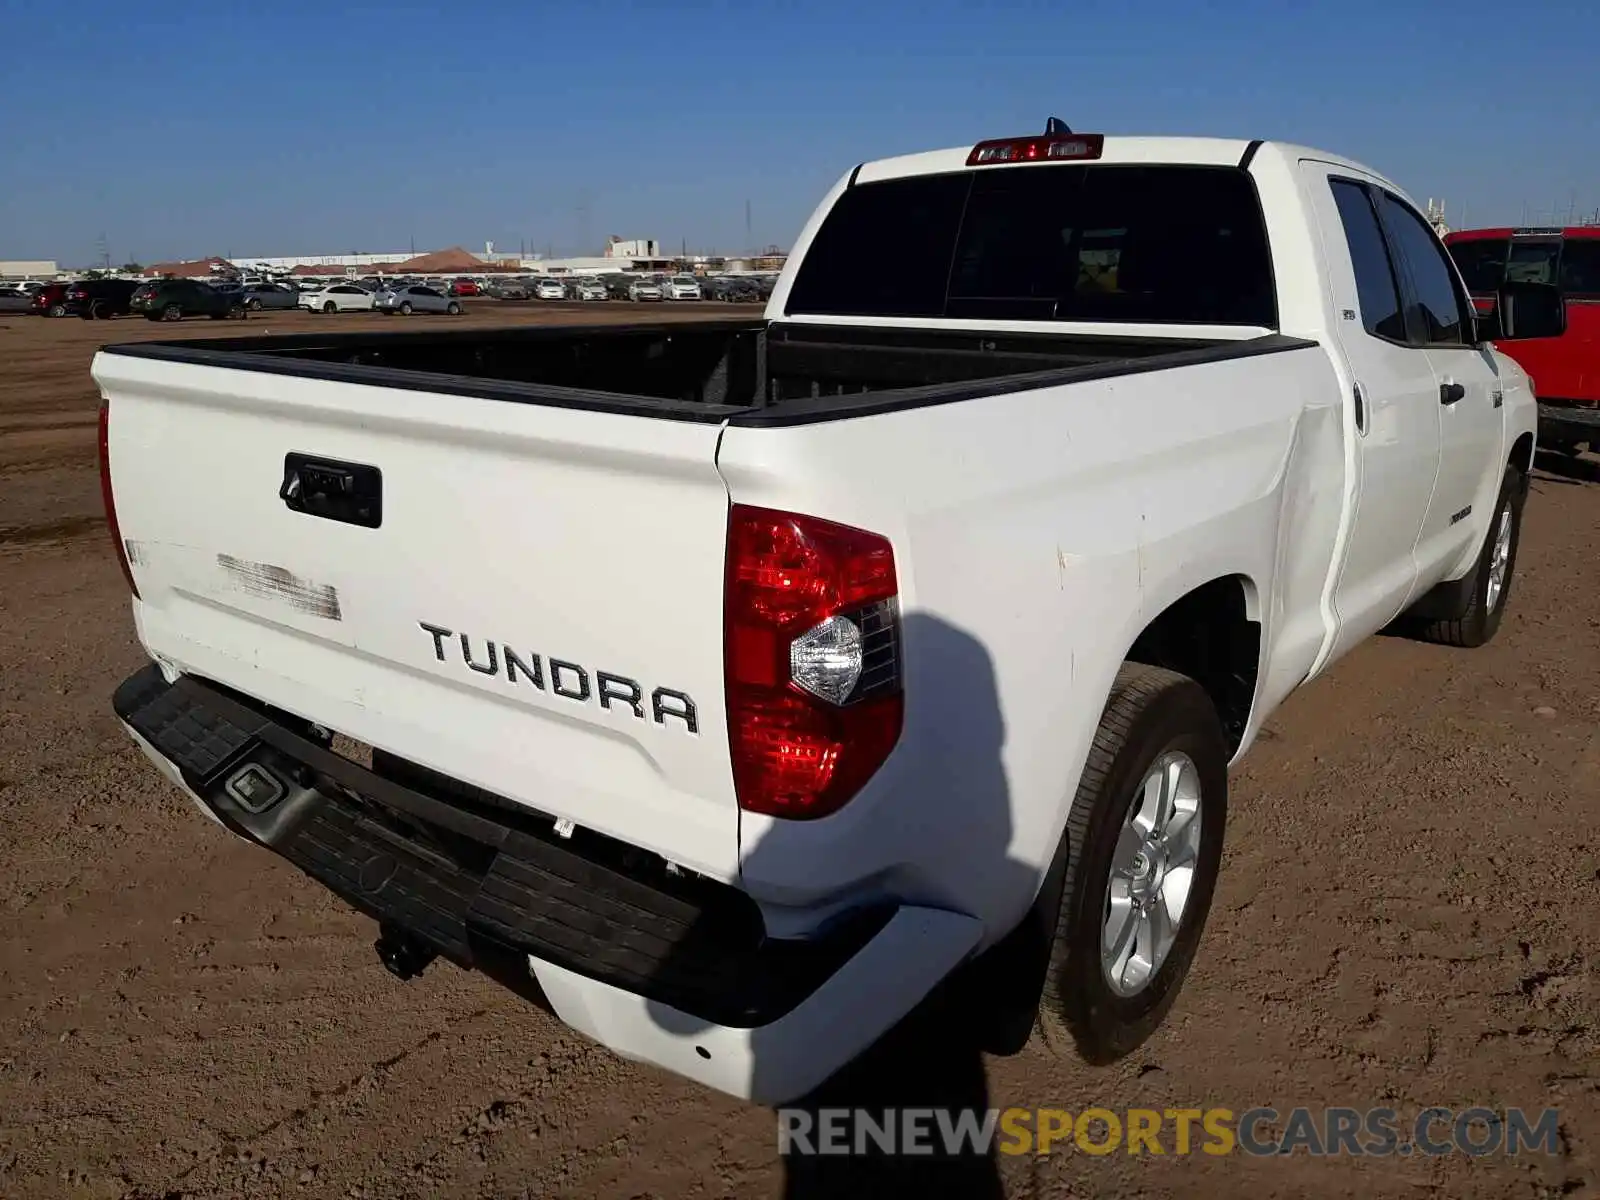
{"left": 95, "top": 127, "right": 1565, "bottom": 1105}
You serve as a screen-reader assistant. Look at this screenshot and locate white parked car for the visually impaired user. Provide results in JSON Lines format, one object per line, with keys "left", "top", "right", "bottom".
{"left": 533, "top": 278, "right": 568, "bottom": 301}
{"left": 95, "top": 127, "right": 1562, "bottom": 1108}
{"left": 301, "top": 284, "right": 375, "bottom": 314}
{"left": 661, "top": 275, "right": 702, "bottom": 301}
{"left": 628, "top": 279, "right": 663, "bottom": 301}
{"left": 574, "top": 279, "right": 608, "bottom": 301}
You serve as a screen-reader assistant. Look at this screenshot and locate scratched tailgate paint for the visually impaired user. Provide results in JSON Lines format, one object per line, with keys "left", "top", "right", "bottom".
{"left": 93, "top": 354, "right": 743, "bottom": 883}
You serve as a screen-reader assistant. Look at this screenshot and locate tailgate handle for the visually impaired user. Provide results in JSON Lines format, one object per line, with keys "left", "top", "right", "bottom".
{"left": 280, "top": 453, "right": 383, "bottom": 528}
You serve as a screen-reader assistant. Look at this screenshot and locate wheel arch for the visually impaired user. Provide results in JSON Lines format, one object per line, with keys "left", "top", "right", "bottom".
{"left": 1510, "top": 430, "right": 1534, "bottom": 482}
{"left": 1123, "top": 573, "right": 1263, "bottom": 757}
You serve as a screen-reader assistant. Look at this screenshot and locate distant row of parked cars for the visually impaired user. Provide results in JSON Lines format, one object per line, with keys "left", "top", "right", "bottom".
{"left": 0, "top": 269, "right": 779, "bottom": 322}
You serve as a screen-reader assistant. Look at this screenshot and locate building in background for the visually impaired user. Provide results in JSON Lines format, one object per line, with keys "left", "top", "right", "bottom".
{"left": 142, "top": 256, "right": 235, "bottom": 278}
{"left": 605, "top": 237, "right": 659, "bottom": 259}
{"left": 235, "top": 252, "right": 412, "bottom": 271}
{"left": 0, "top": 259, "right": 59, "bottom": 280}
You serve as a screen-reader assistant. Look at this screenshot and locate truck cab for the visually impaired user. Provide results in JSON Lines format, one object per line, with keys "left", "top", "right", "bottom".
{"left": 1446, "top": 226, "right": 1600, "bottom": 453}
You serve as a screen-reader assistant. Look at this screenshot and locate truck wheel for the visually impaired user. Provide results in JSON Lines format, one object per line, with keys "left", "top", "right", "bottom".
{"left": 1412, "top": 466, "right": 1525, "bottom": 648}
{"left": 1035, "top": 664, "right": 1228, "bottom": 1064}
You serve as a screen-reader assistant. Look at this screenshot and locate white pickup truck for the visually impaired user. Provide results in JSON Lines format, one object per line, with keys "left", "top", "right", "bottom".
{"left": 96, "top": 127, "right": 1566, "bottom": 1106}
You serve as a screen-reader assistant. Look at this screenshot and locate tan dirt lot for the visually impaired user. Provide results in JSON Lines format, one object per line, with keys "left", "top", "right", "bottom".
{"left": 0, "top": 306, "right": 1596, "bottom": 1199}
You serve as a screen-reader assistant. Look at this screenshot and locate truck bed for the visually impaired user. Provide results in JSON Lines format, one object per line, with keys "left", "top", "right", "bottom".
{"left": 100, "top": 319, "right": 1312, "bottom": 426}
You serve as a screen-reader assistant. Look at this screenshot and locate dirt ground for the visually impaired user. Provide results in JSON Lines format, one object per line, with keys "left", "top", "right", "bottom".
{"left": 0, "top": 307, "right": 1596, "bottom": 1199}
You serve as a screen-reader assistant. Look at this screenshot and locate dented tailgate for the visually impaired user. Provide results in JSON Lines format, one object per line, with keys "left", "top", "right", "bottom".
{"left": 93, "top": 351, "right": 741, "bottom": 881}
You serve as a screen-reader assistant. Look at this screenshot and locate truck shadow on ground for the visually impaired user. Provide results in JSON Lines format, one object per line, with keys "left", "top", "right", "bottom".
{"left": 1532, "top": 449, "right": 1600, "bottom": 486}
{"left": 651, "top": 612, "right": 1038, "bottom": 1199}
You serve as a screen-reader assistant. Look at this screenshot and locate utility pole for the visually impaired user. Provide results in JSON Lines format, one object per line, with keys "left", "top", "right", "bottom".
{"left": 745, "top": 199, "right": 752, "bottom": 255}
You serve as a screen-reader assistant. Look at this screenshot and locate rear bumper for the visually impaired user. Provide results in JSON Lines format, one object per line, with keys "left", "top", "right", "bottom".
{"left": 112, "top": 664, "right": 978, "bottom": 1104}
{"left": 1538, "top": 400, "right": 1600, "bottom": 446}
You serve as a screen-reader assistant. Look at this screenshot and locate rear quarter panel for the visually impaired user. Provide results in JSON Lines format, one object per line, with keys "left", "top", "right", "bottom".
{"left": 718, "top": 344, "right": 1345, "bottom": 939}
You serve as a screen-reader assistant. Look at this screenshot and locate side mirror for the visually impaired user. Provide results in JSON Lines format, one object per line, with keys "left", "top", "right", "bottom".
{"left": 1477, "top": 281, "right": 1567, "bottom": 342}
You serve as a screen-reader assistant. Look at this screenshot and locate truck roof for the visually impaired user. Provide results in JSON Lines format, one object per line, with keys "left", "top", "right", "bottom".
{"left": 1445, "top": 226, "right": 1600, "bottom": 241}
{"left": 854, "top": 135, "right": 1401, "bottom": 195}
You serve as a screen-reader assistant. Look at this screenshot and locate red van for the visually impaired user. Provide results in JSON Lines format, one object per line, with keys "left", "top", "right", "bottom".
{"left": 1445, "top": 227, "right": 1600, "bottom": 454}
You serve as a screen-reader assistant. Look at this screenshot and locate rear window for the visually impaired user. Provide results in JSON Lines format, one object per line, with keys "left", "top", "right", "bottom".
{"left": 1445, "top": 238, "right": 1508, "bottom": 294}
{"left": 786, "top": 163, "right": 1276, "bottom": 327}
{"left": 1505, "top": 239, "right": 1561, "bottom": 286}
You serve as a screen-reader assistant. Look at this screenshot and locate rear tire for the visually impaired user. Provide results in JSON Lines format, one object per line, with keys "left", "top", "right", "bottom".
{"left": 1407, "top": 466, "right": 1524, "bottom": 648}
{"left": 323, "top": 301, "right": 337, "bottom": 314}
{"left": 1033, "top": 664, "right": 1228, "bottom": 1064}
{"left": 161, "top": 304, "right": 182, "bottom": 322}
{"left": 48, "top": 303, "right": 67, "bottom": 318}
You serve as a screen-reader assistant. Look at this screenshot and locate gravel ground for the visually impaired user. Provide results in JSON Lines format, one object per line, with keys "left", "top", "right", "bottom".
{"left": 0, "top": 309, "right": 1596, "bottom": 1199}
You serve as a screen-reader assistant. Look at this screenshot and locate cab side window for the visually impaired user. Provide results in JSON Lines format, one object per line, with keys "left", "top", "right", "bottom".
{"left": 1379, "top": 193, "right": 1473, "bottom": 346}
{"left": 1330, "top": 180, "right": 1407, "bottom": 343}
{"left": 1560, "top": 239, "right": 1600, "bottom": 296}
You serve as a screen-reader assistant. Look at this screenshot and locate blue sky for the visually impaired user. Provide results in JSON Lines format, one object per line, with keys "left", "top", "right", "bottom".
{"left": 2, "top": 0, "right": 1596, "bottom": 267}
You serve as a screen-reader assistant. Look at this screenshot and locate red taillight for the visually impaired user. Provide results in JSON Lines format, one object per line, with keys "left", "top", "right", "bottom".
{"left": 966, "top": 133, "right": 1104, "bottom": 166}
{"left": 97, "top": 401, "right": 139, "bottom": 598}
{"left": 725, "top": 505, "right": 903, "bottom": 819}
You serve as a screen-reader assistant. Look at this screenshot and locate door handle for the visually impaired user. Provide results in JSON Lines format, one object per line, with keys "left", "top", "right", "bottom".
{"left": 1439, "top": 382, "right": 1466, "bottom": 405}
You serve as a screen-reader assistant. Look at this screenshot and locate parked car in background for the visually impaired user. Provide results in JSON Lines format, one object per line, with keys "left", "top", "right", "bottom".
{"left": 487, "top": 278, "right": 530, "bottom": 300}
{"left": 628, "top": 278, "right": 663, "bottom": 301}
{"left": 1445, "top": 226, "right": 1600, "bottom": 457}
{"left": 240, "top": 283, "right": 300, "bottom": 312}
{"left": 129, "top": 279, "right": 247, "bottom": 322}
{"left": 533, "top": 278, "right": 568, "bottom": 301}
{"left": 301, "top": 284, "right": 375, "bottom": 314}
{"left": 662, "top": 275, "right": 702, "bottom": 301}
{"left": 68, "top": 278, "right": 140, "bottom": 319}
{"left": 0, "top": 285, "right": 34, "bottom": 313}
{"left": 29, "top": 282, "right": 74, "bottom": 317}
{"left": 449, "top": 279, "right": 482, "bottom": 297}
{"left": 375, "top": 284, "right": 464, "bottom": 315}
{"left": 574, "top": 278, "right": 608, "bottom": 301}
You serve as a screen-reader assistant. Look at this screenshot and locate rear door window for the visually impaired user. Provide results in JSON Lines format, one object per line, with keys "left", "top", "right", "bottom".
{"left": 1329, "top": 180, "right": 1407, "bottom": 343}
{"left": 787, "top": 163, "right": 1276, "bottom": 327}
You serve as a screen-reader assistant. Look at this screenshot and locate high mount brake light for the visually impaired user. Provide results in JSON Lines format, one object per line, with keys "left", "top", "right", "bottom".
{"left": 725, "top": 505, "right": 903, "bottom": 820}
{"left": 966, "top": 133, "right": 1105, "bottom": 166}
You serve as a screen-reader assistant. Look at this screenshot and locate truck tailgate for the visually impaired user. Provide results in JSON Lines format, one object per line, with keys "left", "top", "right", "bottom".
{"left": 94, "top": 352, "right": 740, "bottom": 881}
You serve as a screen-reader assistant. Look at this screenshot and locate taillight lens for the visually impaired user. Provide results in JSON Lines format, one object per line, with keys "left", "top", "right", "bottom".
{"left": 725, "top": 505, "right": 902, "bottom": 819}
{"left": 97, "top": 400, "right": 139, "bottom": 598}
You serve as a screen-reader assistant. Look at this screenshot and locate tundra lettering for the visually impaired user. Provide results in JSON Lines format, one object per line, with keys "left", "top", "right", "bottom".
{"left": 417, "top": 621, "right": 697, "bottom": 731}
